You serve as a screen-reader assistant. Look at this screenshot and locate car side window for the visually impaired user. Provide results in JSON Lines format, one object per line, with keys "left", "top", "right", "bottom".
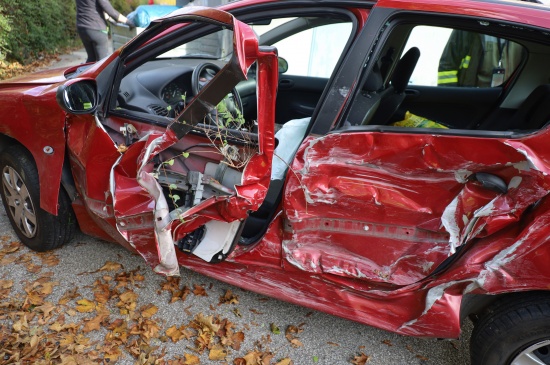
{"left": 405, "top": 26, "right": 525, "bottom": 88}
{"left": 252, "top": 19, "right": 352, "bottom": 78}
{"left": 272, "top": 23, "right": 352, "bottom": 77}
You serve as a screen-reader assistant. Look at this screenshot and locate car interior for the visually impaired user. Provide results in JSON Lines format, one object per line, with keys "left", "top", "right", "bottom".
{"left": 104, "top": 12, "right": 356, "bottom": 250}
{"left": 344, "top": 17, "right": 550, "bottom": 134}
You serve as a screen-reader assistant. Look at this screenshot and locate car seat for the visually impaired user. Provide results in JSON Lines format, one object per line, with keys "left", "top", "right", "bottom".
{"left": 365, "top": 46, "right": 421, "bottom": 125}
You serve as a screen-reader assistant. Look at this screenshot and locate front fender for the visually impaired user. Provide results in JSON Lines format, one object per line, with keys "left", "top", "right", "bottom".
{"left": 17, "top": 84, "right": 67, "bottom": 215}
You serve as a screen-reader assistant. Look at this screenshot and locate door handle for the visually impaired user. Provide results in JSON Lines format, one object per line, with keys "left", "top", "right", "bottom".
{"left": 279, "top": 79, "right": 295, "bottom": 89}
{"left": 473, "top": 172, "right": 507, "bottom": 194}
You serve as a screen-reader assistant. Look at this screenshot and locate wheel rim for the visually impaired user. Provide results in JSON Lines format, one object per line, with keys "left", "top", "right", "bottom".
{"left": 2, "top": 166, "right": 37, "bottom": 238}
{"left": 511, "top": 340, "right": 550, "bottom": 365}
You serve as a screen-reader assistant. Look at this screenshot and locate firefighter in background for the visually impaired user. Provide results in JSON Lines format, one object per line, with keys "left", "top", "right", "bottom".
{"left": 437, "top": 30, "right": 524, "bottom": 87}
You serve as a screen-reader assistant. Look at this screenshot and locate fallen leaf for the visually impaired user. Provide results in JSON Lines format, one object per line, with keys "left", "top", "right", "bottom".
{"left": 270, "top": 323, "right": 281, "bottom": 335}
{"left": 351, "top": 352, "right": 371, "bottom": 365}
{"left": 219, "top": 289, "right": 239, "bottom": 305}
{"left": 195, "top": 313, "right": 220, "bottom": 333}
{"left": 193, "top": 284, "right": 207, "bottom": 297}
{"left": 290, "top": 338, "right": 303, "bottom": 348}
{"left": 208, "top": 344, "right": 227, "bottom": 360}
{"left": 100, "top": 261, "right": 123, "bottom": 271}
{"left": 75, "top": 299, "right": 96, "bottom": 313}
{"left": 166, "top": 325, "right": 186, "bottom": 342}
{"left": 182, "top": 353, "right": 200, "bottom": 364}
{"left": 82, "top": 313, "right": 107, "bottom": 332}
{"left": 141, "top": 304, "right": 158, "bottom": 318}
{"left": 275, "top": 359, "right": 293, "bottom": 365}
{"left": 381, "top": 339, "right": 393, "bottom": 346}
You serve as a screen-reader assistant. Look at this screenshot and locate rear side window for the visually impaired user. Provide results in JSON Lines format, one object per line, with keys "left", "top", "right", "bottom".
{"left": 404, "top": 26, "right": 525, "bottom": 88}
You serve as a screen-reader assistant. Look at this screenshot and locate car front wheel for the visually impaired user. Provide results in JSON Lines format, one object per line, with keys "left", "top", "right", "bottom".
{"left": 470, "top": 292, "right": 550, "bottom": 365}
{"left": 0, "top": 145, "right": 76, "bottom": 251}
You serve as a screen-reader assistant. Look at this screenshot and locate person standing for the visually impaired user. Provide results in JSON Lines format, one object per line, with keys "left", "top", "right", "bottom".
{"left": 76, "top": 0, "right": 135, "bottom": 63}
{"left": 437, "top": 30, "right": 524, "bottom": 87}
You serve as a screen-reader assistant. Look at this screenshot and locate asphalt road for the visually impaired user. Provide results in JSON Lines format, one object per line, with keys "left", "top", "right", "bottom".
{"left": 0, "top": 49, "right": 472, "bottom": 365}
{"left": 0, "top": 204, "right": 472, "bottom": 365}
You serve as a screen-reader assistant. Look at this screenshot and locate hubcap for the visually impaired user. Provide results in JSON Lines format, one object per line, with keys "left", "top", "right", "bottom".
{"left": 511, "top": 340, "right": 550, "bottom": 365}
{"left": 2, "top": 166, "right": 37, "bottom": 238}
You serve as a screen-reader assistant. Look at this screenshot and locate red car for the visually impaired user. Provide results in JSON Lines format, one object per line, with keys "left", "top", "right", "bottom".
{"left": 1, "top": 1, "right": 550, "bottom": 364}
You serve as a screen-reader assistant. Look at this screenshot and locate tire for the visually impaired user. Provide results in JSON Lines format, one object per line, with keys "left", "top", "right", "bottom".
{"left": 0, "top": 145, "right": 76, "bottom": 251}
{"left": 470, "top": 291, "right": 550, "bottom": 365}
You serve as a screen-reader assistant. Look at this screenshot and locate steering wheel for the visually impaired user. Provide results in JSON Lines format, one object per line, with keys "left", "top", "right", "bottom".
{"left": 191, "top": 62, "right": 244, "bottom": 129}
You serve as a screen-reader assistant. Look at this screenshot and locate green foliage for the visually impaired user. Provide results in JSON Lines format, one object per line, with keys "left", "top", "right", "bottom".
{"left": 1, "top": 0, "right": 78, "bottom": 64}
{"left": 0, "top": 6, "right": 11, "bottom": 61}
{"left": 111, "top": 0, "right": 146, "bottom": 14}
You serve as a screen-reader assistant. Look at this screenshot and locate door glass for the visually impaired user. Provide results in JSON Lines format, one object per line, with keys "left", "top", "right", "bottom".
{"left": 272, "top": 23, "right": 352, "bottom": 77}
{"left": 405, "top": 26, "right": 525, "bottom": 88}
{"left": 251, "top": 18, "right": 352, "bottom": 78}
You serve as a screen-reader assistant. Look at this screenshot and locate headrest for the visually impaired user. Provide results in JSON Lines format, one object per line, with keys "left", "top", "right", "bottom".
{"left": 391, "top": 47, "right": 420, "bottom": 93}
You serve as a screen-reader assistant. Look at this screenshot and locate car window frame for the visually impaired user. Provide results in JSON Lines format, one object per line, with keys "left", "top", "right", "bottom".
{"left": 333, "top": 10, "right": 550, "bottom": 138}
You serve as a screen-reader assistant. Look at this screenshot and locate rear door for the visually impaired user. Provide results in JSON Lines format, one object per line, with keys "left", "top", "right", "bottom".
{"left": 283, "top": 0, "right": 550, "bottom": 286}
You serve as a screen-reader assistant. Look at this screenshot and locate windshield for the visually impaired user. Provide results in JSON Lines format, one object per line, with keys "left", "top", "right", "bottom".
{"left": 157, "top": 28, "right": 234, "bottom": 59}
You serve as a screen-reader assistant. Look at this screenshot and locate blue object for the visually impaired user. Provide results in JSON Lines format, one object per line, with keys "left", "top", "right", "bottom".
{"left": 127, "top": 5, "right": 180, "bottom": 28}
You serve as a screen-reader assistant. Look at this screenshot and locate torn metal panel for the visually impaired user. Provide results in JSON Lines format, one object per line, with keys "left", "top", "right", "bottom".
{"left": 104, "top": 10, "right": 278, "bottom": 274}
{"left": 284, "top": 131, "right": 550, "bottom": 287}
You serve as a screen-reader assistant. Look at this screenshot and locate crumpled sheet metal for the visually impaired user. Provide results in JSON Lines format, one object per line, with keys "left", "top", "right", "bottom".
{"left": 281, "top": 130, "right": 550, "bottom": 334}
{"left": 108, "top": 10, "right": 278, "bottom": 276}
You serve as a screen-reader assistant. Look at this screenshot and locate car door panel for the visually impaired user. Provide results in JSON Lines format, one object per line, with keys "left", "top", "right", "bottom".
{"left": 66, "top": 9, "right": 279, "bottom": 275}
{"left": 276, "top": 75, "right": 328, "bottom": 125}
{"left": 283, "top": 130, "right": 550, "bottom": 286}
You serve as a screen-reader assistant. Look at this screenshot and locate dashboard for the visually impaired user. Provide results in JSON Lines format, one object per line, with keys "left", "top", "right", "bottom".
{"left": 117, "top": 58, "right": 228, "bottom": 117}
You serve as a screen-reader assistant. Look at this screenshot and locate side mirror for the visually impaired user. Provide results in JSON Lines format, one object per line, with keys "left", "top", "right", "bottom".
{"left": 56, "top": 80, "right": 98, "bottom": 114}
{"left": 278, "top": 57, "right": 288, "bottom": 74}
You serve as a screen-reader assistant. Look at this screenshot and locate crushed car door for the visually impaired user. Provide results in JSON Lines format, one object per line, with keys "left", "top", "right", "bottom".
{"left": 66, "top": 8, "right": 278, "bottom": 276}
{"left": 284, "top": 131, "right": 550, "bottom": 286}
{"left": 282, "top": 0, "right": 550, "bottom": 287}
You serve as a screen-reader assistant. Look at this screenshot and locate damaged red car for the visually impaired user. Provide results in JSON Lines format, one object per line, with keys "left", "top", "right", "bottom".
{"left": 1, "top": 0, "right": 550, "bottom": 363}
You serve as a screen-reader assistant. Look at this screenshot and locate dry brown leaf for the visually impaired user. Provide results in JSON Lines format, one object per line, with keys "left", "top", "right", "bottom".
{"left": 0, "top": 279, "right": 13, "bottom": 297}
{"left": 242, "top": 351, "right": 261, "bottom": 365}
{"left": 38, "top": 252, "right": 60, "bottom": 266}
{"left": 82, "top": 313, "right": 107, "bottom": 332}
{"left": 38, "top": 281, "right": 59, "bottom": 295}
{"left": 195, "top": 313, "right": 220, "bottom": 333}
{"left": 99, "top": 261, "right": 123, "bottom": 271}
{"left": 141, "top": 304, "right": 158, "bottom": 318}
{"left": 219, "top": 289, "right": 239, "bottom": 305}
{"left": 166, "top": 325, "right": 186, "bottom": 342}
{"left": 230, "top": 331, "right": 245, "bottom": 351}
{"left": 59, "top": 287, "right": 80, "bottom": 305}
{"left": 275, "top": 359, "right": 293, "bottom": 365}
{"left": 290, "top": 338, "right": 303, "bottom": 348}
{"left": 351, "top": 352, "right": 371, "bottom": 365}
{"left": 208, "top": 344, "right": 227, "bottom": 361}
{"left": 182, "top": 353, "right": 200, "bottom": 365}
{"left": 0, "top": 241, "right": 20, "bottom": 254}
{"left": 75, "top": 299, "right": 96, "bottom": 313}
{"left": 381, "top": 339, "right": 393, "bottom": 346}
{"left": 193, "top": 284, "right": 207, "bottom": 297}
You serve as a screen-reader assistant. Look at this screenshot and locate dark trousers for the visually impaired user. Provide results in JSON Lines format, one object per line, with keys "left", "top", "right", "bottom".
{"left": 77, "top": 27, "right": 111, "bottom": 63}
